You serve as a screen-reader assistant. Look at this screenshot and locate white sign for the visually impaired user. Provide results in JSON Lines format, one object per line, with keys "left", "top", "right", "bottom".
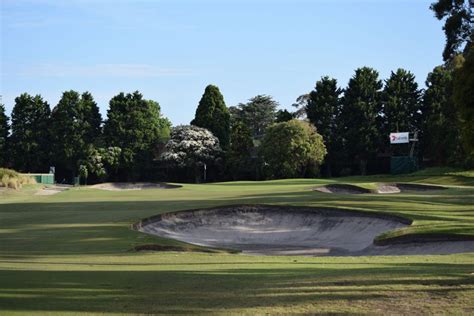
{"left": 390, "top": 132, "right": 409, "bottom": 144}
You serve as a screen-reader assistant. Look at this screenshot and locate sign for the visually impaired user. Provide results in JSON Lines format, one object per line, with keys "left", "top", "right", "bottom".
{"left": 389, "top": 132, "right": 409, "bottom": 144}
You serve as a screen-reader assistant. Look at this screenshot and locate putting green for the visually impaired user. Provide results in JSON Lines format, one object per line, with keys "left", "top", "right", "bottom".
{"left": 0, "top": 172, "right": 473, "bottom": 314}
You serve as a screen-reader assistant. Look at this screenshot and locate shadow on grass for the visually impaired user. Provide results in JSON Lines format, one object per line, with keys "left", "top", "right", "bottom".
{"left": 0, "top": 262, "right": 473, "bottom": 314}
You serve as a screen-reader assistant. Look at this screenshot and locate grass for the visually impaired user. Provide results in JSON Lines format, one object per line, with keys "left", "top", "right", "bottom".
{"left": 0, "top": 168, "right": 36, "bottom": 190}
{"left": 0, "top": 171, "right": 473, "bottom": 314}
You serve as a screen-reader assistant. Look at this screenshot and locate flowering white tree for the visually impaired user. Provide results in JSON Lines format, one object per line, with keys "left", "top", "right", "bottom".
{"left": 160, "top": 125, "right": 222, "bottom": 182}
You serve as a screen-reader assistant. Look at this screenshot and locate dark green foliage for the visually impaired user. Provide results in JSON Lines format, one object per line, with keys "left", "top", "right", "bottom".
{"left": 104, "top": 92, "right": 171, "bottom": 180}
{"left": 50, "top": 91, "right": 102, "bottom": 178}
{"left": 275, "top": 109, "right": 294, "bottom": 123}
{"left": 430, "top": 0, "right": 472, "bottom": 61}
{"left": 304, "top": 76, "right": 343, "bottom": 176}
{"left": 340, "top": 67, "right": 383, "bottom": 175}
{"left": 0, "top": 104, "right": 9, "bottom": 166}
{"left": 259, "top": 120, "right": 326, "bottom": 179}
{"left": 9, "top": 93, "right": 51, "bottom": 172}
{"left": 382, "top": 69, "right": 423, "bottom": 134}
{"left": 230, "top": 95, "right": 278, "bottom": 139}
{"left": 423, "top": 65, "right": 463, "bottom": 165}
{"left": 453, "top": 45, "right": 474, "bottom": 164}
{"left": 191, "top": 85, "right": 230, "bottom": 149}
{"left": 80, "top": 147, "right": 122, "bottom": 183}
{"left": 227, "top": 122, "right": 254, "bottom": 180}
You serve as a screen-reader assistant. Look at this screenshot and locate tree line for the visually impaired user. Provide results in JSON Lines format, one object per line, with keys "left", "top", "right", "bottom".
{"left": 0, "top": 60, "right": 471, "bottom": 183}
{"left": 0, "top": 0, "right": 472, "bottom": 182}
{"left": 0, "top": 91, "right": 171, "bottom": 183}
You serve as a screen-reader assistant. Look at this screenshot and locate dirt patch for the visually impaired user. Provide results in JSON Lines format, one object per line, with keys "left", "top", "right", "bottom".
{"left": 91, "top": 182, "right": 181, "bottom": 191}
{"left": 133, "top": 205, "right": 474, "bottom": 256}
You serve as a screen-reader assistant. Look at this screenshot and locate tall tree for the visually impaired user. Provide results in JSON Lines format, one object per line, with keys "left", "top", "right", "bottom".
{"left": 50, "top": 91, "right": 102, "bottom": 179}
{"left": 259, "top": 120, "right": 326, "bottom": 179}
{"left": 382, "top": 69, "right": 423, "bottom": 134}
{"left": 104, "top": 91, "right": 171, "bottom": 180}
{"left": 423, "top": 65, "right": 462, "bottom": 164}
{"left": 9, "top": 93, "right": 51, "bottom": 172}
{"left": 226, "top": 122, "right": 254, "bottom": 180}
{"left": 453, "top": 44, "right": 474, "bottom": 164}
{"left": 304, "top": 76, "right": 343, "bottom": 176}
{"left": 0, "top": 103, "right": 9, "bottom": 166}
{"left": 275, "top": 109, "right": 294, "bottom": 123}
{"left": 230, "top": 95, "right": 278, "bottom": 139}
{"left": 340, "top": 67, "right": 383, "bottom": 175}
{"left": 161, "top": 125, "right": 222, "bottom": 183}
{"left": 191, "top": 85, "right": 230, "bottom": 149}
{"left": 430, "top": 0, "right": 472, "bottom": 61}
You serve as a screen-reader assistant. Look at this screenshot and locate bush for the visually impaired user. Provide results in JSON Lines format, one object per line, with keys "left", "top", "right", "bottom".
{"left": 0, "top": 168, "right": 36, "bottom": 189}
{"left": 259, "top": 120, "right": 327, "bottom": 179}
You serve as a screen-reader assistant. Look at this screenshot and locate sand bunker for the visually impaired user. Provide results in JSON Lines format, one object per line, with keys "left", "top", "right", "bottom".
{"left": 314, "top": 183, "right": 447, "bottom": 194}
{"left": 91, "top": 182, "right": 181, "bottom": 191}
{"left": 133, "top": 205, "right": 474, "bottom": 256}
{"left": 35, "top": 185, "right": 70, "bottom": 196}
{"left": 314, "top": 184, "right": 372, "bottom": 194}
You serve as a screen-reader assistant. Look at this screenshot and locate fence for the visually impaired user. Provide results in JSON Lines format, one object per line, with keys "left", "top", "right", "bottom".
{"left": 22, "top": 173, "right": 55, "bottom": 185}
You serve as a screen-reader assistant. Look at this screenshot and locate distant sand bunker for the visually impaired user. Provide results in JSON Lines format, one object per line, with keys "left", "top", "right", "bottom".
{"left": 314, "top": 183, "right": 447, "bottom": 194}
{"left": 91, "top": 182, "right": 181, "bottom": 191}
{"left": 35, "top": 185, "right": 70, "bottom": 196}
{"left": 133, "top": 205, "right": 474, "bottom": 256}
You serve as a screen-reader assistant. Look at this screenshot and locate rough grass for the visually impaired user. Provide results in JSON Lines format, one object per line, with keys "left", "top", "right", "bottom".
{"left": 0, "top": 168, "right": 36, "bottom": 190}
{"left": 0, "top": 170, "right": 473, "bottom": 314}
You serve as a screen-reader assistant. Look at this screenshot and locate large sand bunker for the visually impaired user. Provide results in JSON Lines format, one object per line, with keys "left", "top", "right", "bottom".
{"left": 314, "top": 183, "right": 447, "bottom": 194}
{"left": 134, "top": 205, "right": 474, "bottom": 256}
{"left": 91, "top": 182, "right": 181, "bottom": 191}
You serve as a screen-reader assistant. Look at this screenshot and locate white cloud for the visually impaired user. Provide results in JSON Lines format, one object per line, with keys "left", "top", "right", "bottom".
{"left": 19, "top": 63, "right": 193, "bottom": 78}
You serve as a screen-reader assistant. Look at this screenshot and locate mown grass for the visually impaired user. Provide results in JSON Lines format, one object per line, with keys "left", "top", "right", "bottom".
{"left": 0, "top": 171, "right": 473, "bottom": 314}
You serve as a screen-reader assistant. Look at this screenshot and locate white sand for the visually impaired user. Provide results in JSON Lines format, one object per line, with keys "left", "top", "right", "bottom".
{"left": 314, "top": 184, "right": 371, "bottom": 194}
{"left": 314, "top": 183, "right": 447, "bottom": 195}
{"left": 91, "top": 182, "right": 179, "bottom": 191}
{"left": 136, "top": 205, "right": 474, "bottom": 256}
{"left": 35, "top": 185, "right": 70, "bottom": 196}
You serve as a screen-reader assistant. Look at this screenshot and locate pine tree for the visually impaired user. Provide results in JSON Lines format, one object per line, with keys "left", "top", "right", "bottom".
{"left": 0, "top": 103, "right": 9, "bottom": 166}
{"left": 340, "top": 67, "right": 383, "bottom": 175}
{"left": 191, "top": 85, "right": 230, "bottom": 149}
{"left": 230, "top": 95, "right": 277, "bottom": 139}
{"left": 305, "top": 76, "right": 343, "bottom": 176}
{"left": 104, "top": 91, "right": 171, "bottom": 180}
{"left": 423, "top": 65, "right": 462, "bottom": 164}
{"left": 50, "top": 91, "right": 102, "bottom": 179}
{"left": 453, "top": 44, "right": 474, "bottom": 164}
{"left": 10, "top": 93, "right": 51, "bottom": 172}
{"left": 382, "top": 69, "right": 423, "bottom": 134}
{"left": 430, "top": 0, "right": 472, "bottom": 61}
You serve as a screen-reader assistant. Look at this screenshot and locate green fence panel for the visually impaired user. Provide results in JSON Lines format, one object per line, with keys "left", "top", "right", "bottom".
{"left": 23, "top": 174, "right": 54, "bottom": 184}
{"left": 390, "top": 156, "right": 418, "bottom": 175}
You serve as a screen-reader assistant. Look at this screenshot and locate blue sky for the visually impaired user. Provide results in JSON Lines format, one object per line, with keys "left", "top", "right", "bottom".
{"left": 1, "top": 0, "right": 445, "bottom": 125}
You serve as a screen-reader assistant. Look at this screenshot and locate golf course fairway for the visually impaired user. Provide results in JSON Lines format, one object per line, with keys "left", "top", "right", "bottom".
{"left": 1, "top": 171, "right": 474, "bottom": 314}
